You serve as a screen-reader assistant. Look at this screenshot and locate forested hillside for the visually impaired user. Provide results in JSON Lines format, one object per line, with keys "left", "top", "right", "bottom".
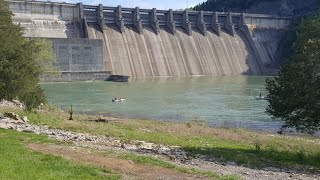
{"left": 194, "top": 0, "right": 320, "bottom": 17}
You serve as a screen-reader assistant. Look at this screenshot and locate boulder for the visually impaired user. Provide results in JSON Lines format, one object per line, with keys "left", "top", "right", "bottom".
{"left": 139, "top": 142, "right": 154, "bottom": 150}
{"left": 122, "top": 144, "right": 138, "bottom": 150}
{"left": 21, "top": 116, "right": 29, "bottom": 122}
{"left": 12, "top": 100, "right": 24, "bottom": 108}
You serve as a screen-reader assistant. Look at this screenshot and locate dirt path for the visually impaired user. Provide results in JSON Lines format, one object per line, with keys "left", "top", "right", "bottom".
{"left": 28, "top": 144, "right": 209, "bottom": 180}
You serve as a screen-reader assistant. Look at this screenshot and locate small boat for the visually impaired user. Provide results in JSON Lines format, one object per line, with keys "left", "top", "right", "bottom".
{"left": 106, "top": 75, "right": 129, "bottom": 82}
{"left": 112, "top": 98, "right": 126, "bottom": 103}
{"left": 254, "top": 96, "right": 269, "bottom": 100}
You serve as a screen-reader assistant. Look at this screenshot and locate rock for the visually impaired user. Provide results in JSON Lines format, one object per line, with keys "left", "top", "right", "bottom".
{"left": 22, "top": 129, "right": 35, "bottom": 133}
{"left": 226, "top": 161, "right": 237, "bottom": 166}
{"left": 85, "top": 137, "right": 93, "bottom": 141}
{"left": 21, "top": 116, "right": 28, "bottom": 122}
{"left": 12, "top": 100, "right": 24, "bottom": 108}
{"left": 169, "top": 155, "right": 176, "bottom": 161}
{"left": 158, "top": 146, "right": 171, "bottom": 155}
{"left": 0, "top": 118, "right": 9, "bottom": 123}
{"left": 169, "top": 145, "right": 181, "bottom": 149}
{"left": 139, "top": 142, "right": 154, "bottom": 150}
{"left": 264, "top": 167, "right": 281, "bottom": 172}
{"left": 113, "top": 140, "right": 122, "bottom": 147}
{"left": 122, "top": 144, "right": 138, "bottom": 150}
{"left": 0, "top": 100, "right": 25, "bottom": 109}
{"left": 133, "top": 140, "right": 146, "bottom": 145}
{"left": 4, "top": 112, "right": 20, "bottom": 120}
{"left": 14, "top": 119, "right": 25, "bottom": 124}
{"left": 0, "top": 123, "right": 9, "bottom": 129}
{"left": 88, "top": 117, "right": 109, "bottom": 123}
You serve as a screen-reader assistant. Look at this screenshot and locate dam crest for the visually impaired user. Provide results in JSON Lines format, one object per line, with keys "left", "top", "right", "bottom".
{"left": 7, "top": 0, "right": 292, "bottom": 80}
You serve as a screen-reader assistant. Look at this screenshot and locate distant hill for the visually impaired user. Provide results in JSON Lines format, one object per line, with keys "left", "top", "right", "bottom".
{"left": 194, "top": 0, "right": 320, "bottom": 17}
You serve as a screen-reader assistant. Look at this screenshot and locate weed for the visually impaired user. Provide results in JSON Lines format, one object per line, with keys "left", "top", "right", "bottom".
{"left": 254, "top": 137, "right": 262, "bottom": 153}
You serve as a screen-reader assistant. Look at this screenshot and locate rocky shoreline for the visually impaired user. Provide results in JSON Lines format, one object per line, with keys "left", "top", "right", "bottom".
{"left": 0, "top": 111, "right": 319, "bottom": 180}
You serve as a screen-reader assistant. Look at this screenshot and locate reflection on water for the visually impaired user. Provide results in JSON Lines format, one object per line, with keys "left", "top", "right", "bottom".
{"left": 41, "top": 76, "right": 282, "bottom": 132}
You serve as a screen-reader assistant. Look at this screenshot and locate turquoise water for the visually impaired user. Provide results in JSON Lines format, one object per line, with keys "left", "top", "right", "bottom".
{"left": 41, "top": 76, "right": 281, "bottom": 131}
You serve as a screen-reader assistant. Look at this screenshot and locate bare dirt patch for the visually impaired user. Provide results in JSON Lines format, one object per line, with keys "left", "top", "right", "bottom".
{"left": 28, "top": 144, "right": 209, "bottom": 180}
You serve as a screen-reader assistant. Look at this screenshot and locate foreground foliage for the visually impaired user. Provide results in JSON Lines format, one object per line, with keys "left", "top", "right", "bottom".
{"left": 266, "top": 16, "right": 320, "bottom": 134}
{"left": 0, "top": 129, "right": 120, "bottom": 180}
{"left": 0, "top": 0, "right": 56, "bottom": 110}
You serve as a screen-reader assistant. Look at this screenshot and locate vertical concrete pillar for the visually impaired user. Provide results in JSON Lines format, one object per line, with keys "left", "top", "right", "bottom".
{"left": 166, "top": 9, "right": 176, "bottom": 35}
{"left": 197, "top": 11, "right": 207, "bottom": 36}
{"left": 183, "top": 10, "right": 192, "bottom": 36}
{"left": 150, "top": 8, "right": 160, "bottom": 34}
{"left": 239, "top": 12, "right": 246, "bottom": 27}
{"left": 134, "top": 6, "right": 143, "bottom": 34}
{"left": 78, "top": 3, "right": 88, "bottom": 38}
{"left": 226, "top": 12, "right": 235, "bottom": 36}
{"left": 116, "top": 5, "right": 125, "bottom": 33}
{"left": 78, "top": 2, "right": 84, "bottom": 20}
{"left": 212, "top": 11, "right": 221, "bottom": 36}
{"left": 98, "top": 4, "right": 106, "bottom": 30}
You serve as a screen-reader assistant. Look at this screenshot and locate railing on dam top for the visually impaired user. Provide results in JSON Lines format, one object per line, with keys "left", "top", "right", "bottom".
{"left": 7, "top": 0, "right": 292, "bottom": 36}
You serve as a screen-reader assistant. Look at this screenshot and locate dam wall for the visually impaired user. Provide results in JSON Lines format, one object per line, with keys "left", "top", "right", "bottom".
{"left": 50, "top": 38, "right": 104, "bottom": 72}
{"left": 7, "top": 0, "right": 292, "bottom": 79}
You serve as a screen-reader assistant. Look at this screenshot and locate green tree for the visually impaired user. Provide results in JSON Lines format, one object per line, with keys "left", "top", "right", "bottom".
{"left": 193, "top": 0, "right": 261, "bottom": 12}
{"left": 0, "top": 0, "right": 56, "bottom": 110}
{"left": 266, "top": 16, "right": 320, "bottom": 134}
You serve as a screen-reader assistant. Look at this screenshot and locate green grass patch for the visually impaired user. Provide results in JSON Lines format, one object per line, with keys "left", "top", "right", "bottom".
{"left": 0, "top": 129, "right": 120, "bottom": 180}
{"left": 2, "top": 107, "right": 320, "bottom": 170}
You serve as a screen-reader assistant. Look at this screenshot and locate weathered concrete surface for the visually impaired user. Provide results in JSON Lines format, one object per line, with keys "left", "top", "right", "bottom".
{"left": 7, "top": 0, "right": 291, "bottom": 79}
{"left": 9, "top": 0, "right": 84, "bottom": 38}
{"left": 39, "top": 71, "right": 111, "bottom": 82}
{"left": 50, "top": 38, "right": 104, "bottom": 72}
{"left": 88, "top": 24, "right": 265, "bottom": 77}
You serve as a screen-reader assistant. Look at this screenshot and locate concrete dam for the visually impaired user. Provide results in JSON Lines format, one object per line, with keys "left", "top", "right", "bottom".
{"left": 7, "top": 0, "right": 292, "bottom": 80}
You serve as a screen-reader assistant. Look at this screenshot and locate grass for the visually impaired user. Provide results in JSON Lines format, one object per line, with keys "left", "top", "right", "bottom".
{"left": 0, "top": 129, "right": 120, "bottom": 180}
{"left": 2, "top": 107, "right": 320, "bottom": 170}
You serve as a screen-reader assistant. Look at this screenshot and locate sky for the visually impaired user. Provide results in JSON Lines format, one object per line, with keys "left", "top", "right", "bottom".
{"left": 52, "top": 0, "right": 206, "bottom": 10}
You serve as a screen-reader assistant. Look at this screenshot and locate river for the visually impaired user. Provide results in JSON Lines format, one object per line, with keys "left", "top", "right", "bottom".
{"left": 41, "top": 76, "right": 282, "bottom": 132}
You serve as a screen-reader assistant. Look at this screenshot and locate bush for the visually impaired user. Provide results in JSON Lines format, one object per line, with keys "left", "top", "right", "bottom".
{"left": 266, "top": 16, "right": 320, "bottom": 134}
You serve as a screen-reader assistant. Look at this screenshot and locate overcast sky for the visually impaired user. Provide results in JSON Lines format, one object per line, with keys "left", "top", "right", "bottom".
{"left": 52, "top": 0, "right": 206, "bottom": 10}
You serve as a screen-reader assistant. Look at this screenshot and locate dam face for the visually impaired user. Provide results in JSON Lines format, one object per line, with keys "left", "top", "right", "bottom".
{"left": 7, "top": 0, "right": 292, "bottom": 80}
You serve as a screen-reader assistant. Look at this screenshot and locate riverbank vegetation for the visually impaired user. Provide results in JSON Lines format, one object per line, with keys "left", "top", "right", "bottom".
{"left": 2, "top": 107, "right": 320, "bottom": 172}
{"left": 266, "top": 16, "right": 320, "bottom": 134}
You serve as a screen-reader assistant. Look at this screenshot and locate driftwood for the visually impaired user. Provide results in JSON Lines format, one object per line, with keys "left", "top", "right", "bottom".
{"left": 68, "top": 105, "right": 73, "bottom": 120}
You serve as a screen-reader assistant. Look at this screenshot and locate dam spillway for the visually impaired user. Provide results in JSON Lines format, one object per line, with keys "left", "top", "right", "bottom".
{"left": 88, "top": 25, "right": 259, "bottom": 77}
{"left": 7, "top": 0, "right": 292, "bottom": 80}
